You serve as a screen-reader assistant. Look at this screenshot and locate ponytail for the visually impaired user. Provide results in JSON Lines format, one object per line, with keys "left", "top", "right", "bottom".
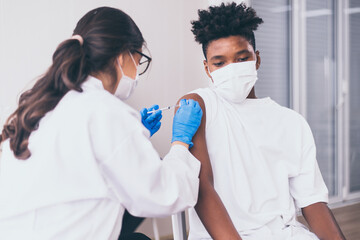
{"left": 0, "top": 38, "right": 88, "bottom": 159}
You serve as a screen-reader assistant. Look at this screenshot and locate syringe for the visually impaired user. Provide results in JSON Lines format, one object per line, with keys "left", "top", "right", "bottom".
{"left": 147, "top": 104, "right": 180, "bottom": 114}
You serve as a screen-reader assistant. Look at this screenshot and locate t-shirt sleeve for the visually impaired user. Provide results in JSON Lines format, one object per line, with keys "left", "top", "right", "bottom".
{"left": 289, "top": 117, "right": 329, "bottom": 208}
{"left": 189, "top": 88, "right": 216, "bottom": 128}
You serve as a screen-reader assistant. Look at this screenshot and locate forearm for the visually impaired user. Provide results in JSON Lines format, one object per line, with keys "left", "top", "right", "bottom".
{"left": 302, "top": 202, "right": 346, "bottom": 240}
{"left": 195, "top": 180, "right": 242, "bottom": 240}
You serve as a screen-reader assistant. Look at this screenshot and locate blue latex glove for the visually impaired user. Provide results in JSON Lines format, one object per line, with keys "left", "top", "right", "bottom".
{"left": 171, "top": 99, "right": 203, "bottom": 148}
{"left": 140, "top": 104, "right": 162, "bottom": 137}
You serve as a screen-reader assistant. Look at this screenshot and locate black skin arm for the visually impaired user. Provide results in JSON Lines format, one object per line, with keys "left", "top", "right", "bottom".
{"left": 302, "top": 202, "right": 346, "bottom": 240}
{"left": 175, "top": 93, "right": 242, "bottom": 240}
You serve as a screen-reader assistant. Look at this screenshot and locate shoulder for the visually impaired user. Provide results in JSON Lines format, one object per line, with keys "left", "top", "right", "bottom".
{"left": 85, "top": 93, "right": 147, "bottom": 144}
{"left": 268, "top": 100, "right": 314, "bottom": 139}
{"left": 268, "top": 100, "right": 306, "bottom": 123}
{"left": 188, "top": 88, "right": 217, "bottom": 103}
{"left": 93, "top": 96, "right": 140, "bottom": 126}
{"left": 176, "top": 92, "right": 206, "bottom": 118}
{"left": 176, "top": 91, "right": 208, "bottom": 130}
{"left": 176, "top": 87, "right": 217, "bottom": 112}
{"left": 179, "top": 93, "right": 205, "bottom": 106}
{"left": 64, "top": 87, "right": 141, "bottom": 128}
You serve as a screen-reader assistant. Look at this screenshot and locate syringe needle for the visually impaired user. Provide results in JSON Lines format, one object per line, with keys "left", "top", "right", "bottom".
{"left": 147, "top": 104, "right": 180, "bottom": 114}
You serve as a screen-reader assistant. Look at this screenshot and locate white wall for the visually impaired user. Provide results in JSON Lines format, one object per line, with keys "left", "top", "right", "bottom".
{"left": 0, "top": 0, "right": 209, "bottom": 238}
{"left": 0, "top": 0, "right": 210, "bottom": 156}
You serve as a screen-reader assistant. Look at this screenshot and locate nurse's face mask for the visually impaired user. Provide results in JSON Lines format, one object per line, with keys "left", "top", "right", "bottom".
{"left": 208, "top": 60, "right": 258, "bottom": 103}
{"left": 114, "top": 52, "right": 139, "bottom": 100}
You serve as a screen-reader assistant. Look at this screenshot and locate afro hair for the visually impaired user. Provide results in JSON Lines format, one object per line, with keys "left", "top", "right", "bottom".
{"left": 191, "top": 2, "right": 263, "bottom": 58}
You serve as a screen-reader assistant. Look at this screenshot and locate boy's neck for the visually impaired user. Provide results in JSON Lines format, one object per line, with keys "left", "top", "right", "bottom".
{"left": 247, "top": 87, "right": 257, "bottom": 99}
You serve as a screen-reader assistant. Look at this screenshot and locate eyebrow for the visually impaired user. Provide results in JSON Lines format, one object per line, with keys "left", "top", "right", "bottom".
{"left": 210, "top": 49, "right": 251, "bottom": 61}
{"left": 235, "top": 49, "right": 251, "bottom": 55}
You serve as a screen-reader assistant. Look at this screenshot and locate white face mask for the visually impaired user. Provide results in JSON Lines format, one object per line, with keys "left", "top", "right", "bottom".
{"left": 209, "top": 60, "right": 258, "bottom": 103}
{"left": 114, "top": 52, "right": 139, "bottom": 100}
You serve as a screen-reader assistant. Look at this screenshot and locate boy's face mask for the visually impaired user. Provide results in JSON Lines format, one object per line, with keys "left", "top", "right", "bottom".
{"left": 208, "top": 60, "right": 258, "bottom": 103}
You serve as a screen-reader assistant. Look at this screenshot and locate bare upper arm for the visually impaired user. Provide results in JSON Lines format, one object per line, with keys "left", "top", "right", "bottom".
{"left": 175, "top": 94, "right": 214, "bottom": 184}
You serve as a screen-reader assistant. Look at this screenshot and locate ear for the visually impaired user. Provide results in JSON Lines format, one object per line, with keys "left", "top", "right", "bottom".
{"left": 255, "top": 50, "right": 261, "bottom": 70}
{"left": 117, "top": 54, "right": 125, "bottom": 68}
{"left": 115, "top": 54, "right": 125, "bottom": 80}
{"left": 203, "top": 60, "right": 213, "bottom": 82}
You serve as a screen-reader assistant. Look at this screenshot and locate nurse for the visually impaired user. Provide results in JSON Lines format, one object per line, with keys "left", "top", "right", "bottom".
{"left": 0, "top": 7, "right": 202, "bottom": 240}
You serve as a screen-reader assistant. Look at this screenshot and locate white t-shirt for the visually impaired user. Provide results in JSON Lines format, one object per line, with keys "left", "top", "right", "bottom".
{"left": 0, "top": 76, "right": 200, "bottom": 240}
{"left": 188, "top": 87, "right": 328, "bottom": 240}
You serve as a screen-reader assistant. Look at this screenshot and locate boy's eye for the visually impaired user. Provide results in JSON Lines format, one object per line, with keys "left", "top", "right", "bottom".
{"left": 237, "top": 57, "right": 249, "bottom": 62}
{"left": 213, "top": 62, "right": 224, "bottom": 67}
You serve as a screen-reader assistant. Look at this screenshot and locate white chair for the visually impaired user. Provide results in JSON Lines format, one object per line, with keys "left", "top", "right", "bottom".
{"left": 152, "top": 218, "right": 160, "bottom": 240}
{"left": 171, "top": 211, "right": 187, "bottom": 240}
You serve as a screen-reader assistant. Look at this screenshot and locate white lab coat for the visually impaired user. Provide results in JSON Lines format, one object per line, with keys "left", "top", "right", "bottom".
{"left": 0, "top": 76, "right": 201, "bottom": 240}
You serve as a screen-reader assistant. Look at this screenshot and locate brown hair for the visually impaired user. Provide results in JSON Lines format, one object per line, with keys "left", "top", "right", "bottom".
{"left": 0, "top": 7, "right": 144, "bottom": 159}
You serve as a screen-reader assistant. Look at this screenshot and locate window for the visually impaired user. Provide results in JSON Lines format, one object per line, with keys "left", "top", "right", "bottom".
{"left": 305, "top": 0, "right": 337, "bottom": 196}
{"left": 252, "top": 0, "right": 291, "bottom": 107}
{"left": 251, "top": 0, "right": 360, "bottom": 202}
{"left": 349, "top": 0, "right": 360, "bottom": 193}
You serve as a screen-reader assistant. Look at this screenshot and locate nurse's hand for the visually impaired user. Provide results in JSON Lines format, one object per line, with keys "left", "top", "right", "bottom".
{"left": 140, "top": 105, "right": 162, "bottom": 137}
{"left": 171, "top": 99, "right": 203, "bottom": 148}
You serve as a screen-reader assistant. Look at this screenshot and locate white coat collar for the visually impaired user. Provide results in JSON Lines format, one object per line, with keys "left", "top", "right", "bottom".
{"left": 81, "top": 76, "right": 105, "bottom": 91}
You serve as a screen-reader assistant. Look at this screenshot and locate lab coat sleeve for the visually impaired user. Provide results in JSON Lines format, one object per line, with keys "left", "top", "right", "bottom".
{"left": 90, "top": 105, "right": 200, "bottom": 218}
{"left": 100, "top": 130, "right": 200, "bottom": 217}
{"left": 289, "top": 118, "right": 329, "bottom": 208}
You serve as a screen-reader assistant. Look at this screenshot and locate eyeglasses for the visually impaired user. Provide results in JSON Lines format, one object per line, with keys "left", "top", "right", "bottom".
{"left": 134, "top": 50, "right": 152, "bottom": 76}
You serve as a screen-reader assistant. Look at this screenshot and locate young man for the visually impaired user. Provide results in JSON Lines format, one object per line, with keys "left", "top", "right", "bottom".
{"left": 177, "top": 3, "right": 346, "bottom": 240}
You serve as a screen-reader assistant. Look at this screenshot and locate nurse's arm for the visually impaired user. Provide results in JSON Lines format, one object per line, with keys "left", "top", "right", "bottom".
{"left": 92, "top": 105, "right": 201, "bottom": 218}
{"left": 176, "top": 94, "right": 242, "bottom": 240}
{"left": 302, "top": 202, "right": 346, "bottom": 240}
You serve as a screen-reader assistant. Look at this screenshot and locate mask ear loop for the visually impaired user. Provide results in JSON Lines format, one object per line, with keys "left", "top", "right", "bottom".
{"left": 128, "top": 51, "right": 140, "bottom": 82}
{"left": 117, "top": 58, "right": 124, "bottom": 75}
{"left": 128, "top": 51, "right": 138, "bottom": 68}
{"left": 117, "top": 51, "right": 137, "bottom": 74}
{"left": 117, "top": 53, "right": 138, "bottom": 80}
{"left": 206, "top": 65, "right": 214, "bottom": 83}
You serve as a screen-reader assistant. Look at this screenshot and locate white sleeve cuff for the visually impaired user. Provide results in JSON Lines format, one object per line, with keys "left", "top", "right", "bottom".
{"left": 166, "top": 145, "right": 201, "bottom": 178}
{"left": 295, "top": 194, "right": 329, "bottom": 209}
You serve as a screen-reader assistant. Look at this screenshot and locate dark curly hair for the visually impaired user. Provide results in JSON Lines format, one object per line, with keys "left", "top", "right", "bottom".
{"left": 191, "top": 2, "right": 263, "bottom": 58}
